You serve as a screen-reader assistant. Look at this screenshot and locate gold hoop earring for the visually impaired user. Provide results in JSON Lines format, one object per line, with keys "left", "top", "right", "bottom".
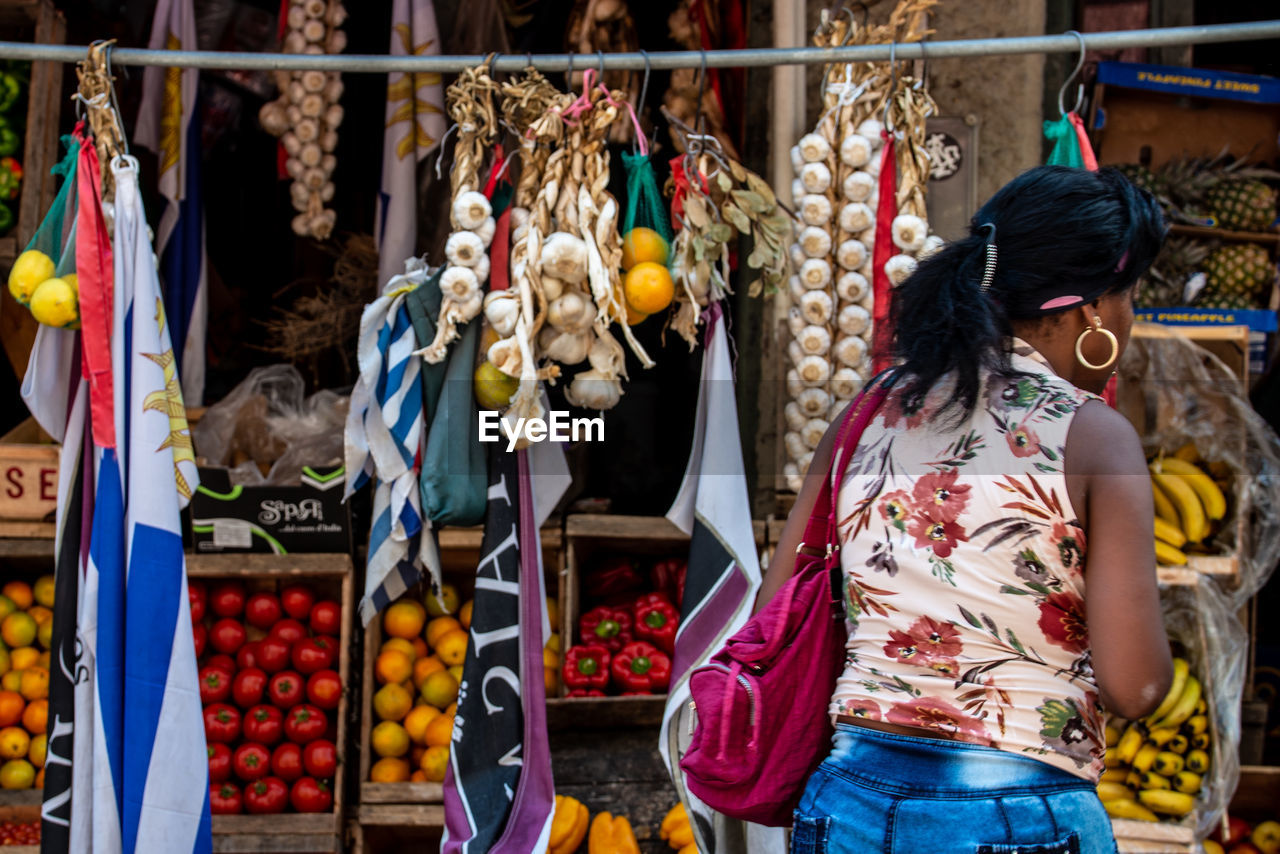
{"left": 1074, "top": 316, "right": 1119, "bottom": 371}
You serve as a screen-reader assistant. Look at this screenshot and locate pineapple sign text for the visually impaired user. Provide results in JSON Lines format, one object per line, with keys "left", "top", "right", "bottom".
{"left": 0, "top": 450, "right": 58, "bottom": 521}
{"left": 477, "top": 410, "right": 605, "bottom": 452}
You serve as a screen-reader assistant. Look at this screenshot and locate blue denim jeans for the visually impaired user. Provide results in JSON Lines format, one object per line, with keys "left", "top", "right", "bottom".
{"left": 791, "top": 724, "right": 1117, "bottom": 854}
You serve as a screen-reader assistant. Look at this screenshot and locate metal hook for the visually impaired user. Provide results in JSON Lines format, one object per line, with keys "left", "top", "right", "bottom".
{"left": 490, "top": 51, "right": 501, "bottom": 76}
{"left": 694, "top": 47, "right": 709, "bottom": 136}
{"left": 566, "top": 51, "right": 574, "bottom": 86}
{"left": 633, "top": 50, "right": 653, "bottom": 154}
{"left": 526, "top": 51, "right": 534, "bottom": 71}
{"left": 882, "top": 40, "right": 897, "bottom": 129}
{"left": 1058, "top": 30, "right": 1087, "bottom": 117}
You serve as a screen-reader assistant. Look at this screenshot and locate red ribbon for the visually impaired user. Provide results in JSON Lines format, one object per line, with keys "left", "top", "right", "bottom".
{"left": 484, "top": 145, "right": 510, "bottom": 292}
{"left": 1067, "top": 113, "right": 1098, "bottom": 172}
{"left": 871, "top": 131, "right": 897, "bottom": 374}
{"left": 74, "top": 128, "right": 115, "bottom": 450}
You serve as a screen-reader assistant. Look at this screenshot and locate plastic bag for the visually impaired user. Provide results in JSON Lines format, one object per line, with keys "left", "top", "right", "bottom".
{"left": 420, "top": 316, "right": 487, "bottom": 525}
{"left": 1043, "top": 116, "right": 1085, "bottom": 169}
{"left": 621, "top": 150, "right": 673, "bottom": 245}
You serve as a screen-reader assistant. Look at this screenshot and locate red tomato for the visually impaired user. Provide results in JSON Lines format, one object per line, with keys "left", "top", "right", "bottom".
{"left": 192, "top": 623, "right": 207, "bottom": 659}
{"left": 199, "top": 666, "right": 233, "bottom": 705}
{"left": 291, "top": 637, "right": 335, "bottom": 675}
{"left": 243, "top": 705, "right": 284, "bottom": 745}
{"left": 309, "top": 600, "right": 341, "bottom": 636}
{"left": 210, "top": 619, "right": 247, "bottom": 655}
{"left": 244, "top": 593, "right": 283, "bottom": 630}
{"left": 232, "top": 668, "right": 268, "bottom": 709}
{"left": 210, "top": 581, "right": 246, "bottom": 618}
{"left": 268, "top": 619, "right": 307, "bottom": 645}
{"left": 280, "top": 585, "right": 315, "bottom": 620}
{"left": 243, "top": 776, "right": 288, "bottom": 815}
{"left": 189, "top": 581, "right": 207, "bottom": 623}
{"left": 209, "top": 781, "right": 242, "bottom": 815}
{"left": 236, "top": 641, "right": 261, "bottom": 670}
{"left": 206, "top": 654, "right": 236, "bottom": 675}
{"left": 267, "top": 671, "right": 304, "bottom": 709}
{"left": 270, "top": 742, "right": 304, "bottom": 782}
{"left": 302, "top": 739, "right": 336, "bottom": 778}
{"left": 208, "top": 743, "right": 232, "bottom": 783}
{"left": 256, "top": 637, "right": 291, "bottom": 674}
{"left": 232, "top": 742, "right": 271, "bottom": 782}
{"left": 284, "top": 704, "right": 327, "bottom": 744}
{"left": 305, "top": 670, "right": 341, "bottom": 710}
{"left": 289, "top": 777, "right": 333, "bottom": 813}
{"left": 203, "top": 703, "right": 241, "bottom": 744}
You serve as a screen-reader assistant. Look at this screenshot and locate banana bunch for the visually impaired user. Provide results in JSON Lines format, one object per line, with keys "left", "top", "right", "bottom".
{"left": 1150, "top": 448, "right": 1228, "bottom": 566}
{"left": 1098, "top": 658, "right": 1212, "bottom": 822}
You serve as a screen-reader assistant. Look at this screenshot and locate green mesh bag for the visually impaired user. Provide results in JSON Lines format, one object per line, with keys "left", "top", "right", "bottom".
{"left": 1043, "top": 116, "right": 1085, "bottom": 169}
{"left": 7, "top": 135, "right": 77, "bottom": 307}
{"left": 621, "top": 150, "right": 673, "bottom": 245}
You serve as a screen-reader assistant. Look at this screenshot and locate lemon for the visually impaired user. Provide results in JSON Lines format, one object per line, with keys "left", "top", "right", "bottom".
{"left": 29, "top": 278, "right": 79, "bottom": 329}
{"left": 474, "top": 361, "right": 519, "bottom": 411}
{"left": 8, "top": 251, "right": 55, "bottom": 306}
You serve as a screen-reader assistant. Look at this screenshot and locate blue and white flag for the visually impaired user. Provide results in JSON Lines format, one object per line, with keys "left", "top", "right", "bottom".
{"left": 134, "top": 0, "right": 208, "bottom": 405}
{"left": 80, "top": 157, "right": 210, "bottom": 854}
{"left": 662, "top": 304, "right": 786, "bottom": 853}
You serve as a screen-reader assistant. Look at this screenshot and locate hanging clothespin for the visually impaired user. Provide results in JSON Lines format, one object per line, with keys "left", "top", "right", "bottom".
{"left": 74, "top": 40, "right": 129, "bottom": 204}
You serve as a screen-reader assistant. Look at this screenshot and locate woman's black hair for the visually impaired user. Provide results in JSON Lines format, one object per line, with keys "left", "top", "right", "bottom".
{"left": 889, "top": 165, "right": 1166, "bottom": 419}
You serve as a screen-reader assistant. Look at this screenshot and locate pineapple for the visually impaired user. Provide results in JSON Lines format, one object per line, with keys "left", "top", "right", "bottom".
{"left": 1114, "top": 163, "right": 1163, "bottom": 196}
{"left": 1205, "top": 178, "right": 1278, "bottom": 232}
{"left": 1197, "top": 242, "right": 1275, "bottom": 308}
{"left": 1138, "top": 237, "right": 1212, "bottom": 307}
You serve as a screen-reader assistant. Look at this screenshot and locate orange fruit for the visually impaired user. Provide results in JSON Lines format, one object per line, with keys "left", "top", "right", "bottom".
{"left": 381, "top": 637, "right": 417, "bottom": 662}
{"left": 33, "top": 576, "right": 54, "bottom": 609}
{"left": 1, "top": 614, "right": 35, "bottom": 649}
{"left": 547, "top": 598, "right": 559, "bottom": 631}
{"left": 447, "top": 665, "right": 464, "bottom": 684}
{"left": 36, "top": 622, "right": 51, "bottom": 651}
{"left": 371, "top": 721, "right": 410, "bottom": 758}
{"left": 0, "top": 673, "right": 20, "bottom": 694}
{"left": 545, "top": 667, "right": 558, "bottom": 695}
{"left": 424, "top": 714, "right": 454, "bottom": 748}
{"left": 542, "top": 647, "right": 560, "bottom": 670}
{"left": 0, "top": 727, "right": 29, "bottom": 760}
{"left": 22, "top": 700, "right": 45, "bottom": 736}
{"left": 413, "top": 656, "right": 445, "bottom": 689}
{"left": 9, "top": 648, "right": 37, "bottom": 672}
{"left": 445, "top": 702, "right": 457, "bottom": 717}
{"left": 373, "top": 683, "right": 413, "bottom": 722}
{"left": 458, "top": 600, "right": 474, "bottom": 631}
{"left": 612, "top": 283, "right": 650, "bottom": 326}
{"left": 546, "top": 633, "right": 562, "bottom": 655}
{"left": 383, "top": 601, "right": 427, "bottom": 639}
{"left": 404, "top": 705, "right": 440, "bottom": 745}
{"left": 623, "top": 262, "right": 675, "bottom": 315}
{"left": 435, "top": 629, "right": 469, "bottom": 667}
{"left": 411, "top": 745, "right": 425, "bottom": 766}
{"left": 419, "top": 671, "right": 459, "bottom": 710}
{"left": 375, "top": 650, "right": 413, "bottom": 686}
{"left": 369, "top": 757, "right": 410, "bottom": 783}
{"left": 1, "top": 583, "right": 32, "bottom": 611}
{"left": 0, "top": 758, "right": 34, "bottom": 789}
{"left": 410, "top": 637, "right": 429, "bottom": 660}
{"left": 0, "top": 693, "right": 23, "bottom": 728}
{"left": 0, "top": 596, "right": 15, "bottom": 622}
{"left": 425, "top": 584, "right": 459, "bottom": 617}
{"left": 409, "top": 769, "right": 427, "bottom": 783}
{"left": 621, "top": 227, "right": 670, "bottom": 269}
{"left": 0, "top": 649, "right": 10, "bottom": 678}
{"left": 420, "top": 745, "right": 450, "bottom": 782}
{"left": 36, "top": 652, "right": 48, "bottom": 672}
{"left": 34, "top": 768, "right": 42, "bottom": 789}
{"left": 425, "top": 617, "right": 461, "bottom": 650}
{"left": 27, "top": 607, "right": 51, "bottom": 627}
{"left": 19, "top": 669, "right": 47, "bottom": 702}
{"left": 28, "top": 734, "right": 45, "bottom": 768}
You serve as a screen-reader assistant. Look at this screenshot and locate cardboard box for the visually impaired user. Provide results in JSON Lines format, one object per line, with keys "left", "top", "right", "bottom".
{"left": 187, "top": 464, "right": 350, "bottom": 554}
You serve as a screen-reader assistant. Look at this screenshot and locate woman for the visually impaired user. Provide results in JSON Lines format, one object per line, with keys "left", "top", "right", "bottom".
{"left": 763, "top": 166, "right": 1173, "bottom": 854}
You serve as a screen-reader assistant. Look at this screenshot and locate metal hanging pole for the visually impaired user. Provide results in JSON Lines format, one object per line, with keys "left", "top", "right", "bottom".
{"left": 0, "top": 20, "right": 1277, "bottom": 74}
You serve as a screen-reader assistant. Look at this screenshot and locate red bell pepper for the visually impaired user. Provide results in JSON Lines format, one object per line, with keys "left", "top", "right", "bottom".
{"left": 611, "top": 641, "right": 671, "bottom": 693}
{"left": 650, "top": 558, "right": 687, "bottom": 608}
{"left": 562, "top": 644, "right": 611, "bottom": 691}
{"left": 583, "top": 557, "right": 643, "bottom": 599}
{"left": 566, "top": 688, "right": 606, "bottom": 698}
{"left": 634, "top": 596, "right": 679, "bottom": 655}
{"left": 578, "top": 605, "right": 633, "bottom": 652}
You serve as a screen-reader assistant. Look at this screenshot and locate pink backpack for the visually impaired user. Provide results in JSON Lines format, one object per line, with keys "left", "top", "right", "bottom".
{"left": 679, "top": 379, "right": 890, "bottom": 827}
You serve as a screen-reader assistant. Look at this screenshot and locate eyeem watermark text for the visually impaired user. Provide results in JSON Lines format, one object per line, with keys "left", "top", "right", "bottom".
{"left": 478, "top": 410, "right": 605, "bottom": 451}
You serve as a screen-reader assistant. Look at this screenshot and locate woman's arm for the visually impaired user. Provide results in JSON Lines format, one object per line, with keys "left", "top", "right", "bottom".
{"left": 1065, "top": 400, "right": 1173, "bottom": 719}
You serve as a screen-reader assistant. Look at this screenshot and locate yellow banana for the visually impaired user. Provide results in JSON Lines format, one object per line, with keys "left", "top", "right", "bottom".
{"left": 1097, "top": 782, "right": 1133, "bottom": 803}
{"left": 1171, "top": 771, "right": 1202, "bottom": 794}
{"left": 1133, "top": 743, "right": 1161, "bottom": 774}
{"left": 1104, "top": 799, "right": 1159, "bottom": 822}
{"left": 1172, "top": 444, "right": 1201, "bottom": 464}
{"left": 1148, "top": 659, "right": 1189, "bottom": 724}
{"left": 1154, "top": 540, "right": 1188, "bottom": 566}
{"left": 1149, "top": 468, "right": 1208, "bottom": 542}
{"left": 1125, "top": 771, "right": 1144, "bottom": 789}
{"left": 1167, "top": 733, "right": 1189, "bottom": 755}
{"left": 1105, "top": 723, "right": 1121, "bottom": 748}
{"left": 1185, "top": 749, "right": 1210, "bottom": 774}
{"left": 1146, "top": 727, "right": 1177, "bottom": 747}
{"left": 1185, "top": 715, "right": 1208, "bottom": 735}
{"left": 1100, "top": 766, "right": 1129, "bottom": 784}
{"left": 1154, "top": 517, "right": 1187, "bottom": 549}
{"left": 1152, "top": 482, "right": 1180, "bottom": 526}
{"left": 1115, "top": 723, "right": 1147, "bottom": 765}
{"left": 1153, "top": 458, "right": 1226, "bottom": 520}
{"left": 1151, "top": 752, "right": 1184, "bottom": 776}
{"left": 1137, "top": 789, "right": 1196, "bottom": 817}
{"left": 1153, "top": 676, "right": 1201, "bottom": 730}
{"left": 1191, "top": 731, "right": 1210, "bottom": 751}
{"left": 1194, "top": 698, "right": 1206, "bottom": 716}
{"left": 1140, "top": 771, "right": 1171, "bottom": 790}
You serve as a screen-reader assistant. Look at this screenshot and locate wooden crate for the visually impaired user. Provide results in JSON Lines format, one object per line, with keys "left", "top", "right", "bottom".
{"left": 188, "top": 553, "right": 354, "bottom": 854}
{"left": 0, "top": 791, "right": 41, "bottom": 854}
{"left": 1110, "top": 817, "right": 1195, "bottom": 853}
{"left": 0, "top": 418, "right": 57, "bottom": 538}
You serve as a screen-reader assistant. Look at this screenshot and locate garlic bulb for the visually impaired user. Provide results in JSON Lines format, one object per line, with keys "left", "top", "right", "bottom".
{"left": 547, "top": 291, "right": 596, "bottom": 334}
{"left": 564, "top": 370, "right": 622, "bottom": 410}
{"left": 858, "top": 119, "right": 885, "bottom": 145}
{"left": 784, "top": 401, "right": 807, "bottom": 432}
{"left": 541, "top": 276, "right": 566, "bottom": 301}
{"left": 865, "top": 153, "right": 881, "bottom": 179}
{"left": 787, "top": 340, "right": 805, "bottom": 367}
{"left": 919, "top": 234, "right": 946, "bottom": 260}
{"left": 445, "top": 231, "right": 486, "bottom": 267}
{"left": 838, "top": 203, "right": 873, "bottom": 234}
{"left": 543, "top": 329, "right": 593, "bottom": 365}
{"left": 473, "top": 253, "right": 491, "bottom": 284}
{"left": 838, "top": 304, "right": 871, "bottom": 337}
{"left": 797, "top": 450, "right": 815, "bottom": 474}
{"left": 797, "top": 324, "right": 832, "bottom": 356}
{"left": 797, "top": 355, "right": 831, "bottom": 387}
{"left": 835, "top": 334, "right": 868, "bottom": 368}
{"left": 476, "top": 217, "right": 497, "bottom": 248}
{"left": 802, "top": 418, "right": 829, "bottom": 449}
{"left": 441, "top": 266, "right": 481, "bottom": 301}
{"left": 800, "top": 195, "right": 834, "bottom": 227}
{"left": 801, "top": 162, "right": 832, "bottom": 194}
{"left": 892, "top": 215, "right": 928, "bottom": 253}
{"left": 786, "top": 369, "right": 804, "bottom": 398}
{"left": 796, "top": 387, "right": 831, "bottom": 417}
{"left": 799, "top": 226, "right": 833, "bottom": 259}
{"left": 542, "top": 232, "right": 590, "bottom": 284}
{"left": 784, "top": 463, "right": 803, "bottom": 492}
{"left": 831, "top": 368, "right": 864, "bottom": 400}
{"left": 791, "top": 179, "right": 806, "bottom": 203}
{"left": 452, "top": 191, "right": 492, "bottom": 230}
{"left": 797, "top": 133, "right": 831, "bottom": 163}
{"left": 787, "top": 306, "right": 806, "bottom": 337}
{"left": 842, "top": 171, "right": 876, "bottom": 203}
{"left": 787, "top": 275, "right": 806, "bottom": 304}
{"left": 800, "top": 290, "right": 834, "bottom": 325}
{"left": 858, "top": 261, "right": 874, "bottom": 282}
{"left": 840, "top": 134, "right": 872, "bottom": 168}
{"left": 836, "top": 271, "right": 869, "bottom": 303}
{"left": 799, "top": 258, "right": 833, "bottom": 290}
{"left": 789, "top": 243, "right": 807, "bottom": 272}
{"left": 885, "top": 254, "right": 919, "bottom": 286}
{"left": 484, "top": 291, "right": 521, "bottom": 338}
{"left": 488, "top": 337, "right": 523, "bottom": 378}
{"left": 789, "top": 145, "right": 805, "bottom": 174}
{"left": 828, "top": 399, "right": 847, "bottom": 422}
{"left": 785, "top": 431, "right": 808, "bottom": 461}
{"left": 836, "top": 240, "right": 868, "bottom": 271}
{"left": 859, "top": 224, "right": 877, "bottom": 251}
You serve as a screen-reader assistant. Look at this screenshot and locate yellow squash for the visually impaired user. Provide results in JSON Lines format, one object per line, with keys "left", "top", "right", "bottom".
{"left": 547, "top": 794, "right": 589, "bottom": 854}
{"left": 660, "top": 803, "right": 694, "bottom": 850}
{"left": 588, "top": 811, "right": 640, "bottom": 854}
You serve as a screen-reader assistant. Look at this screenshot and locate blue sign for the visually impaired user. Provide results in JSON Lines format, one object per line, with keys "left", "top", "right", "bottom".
{"left": 1134, "top": 307, "right": 1278, "bottom": 333}
{"left": 1098, "top": 62, "right": 1280, "bottom": 105}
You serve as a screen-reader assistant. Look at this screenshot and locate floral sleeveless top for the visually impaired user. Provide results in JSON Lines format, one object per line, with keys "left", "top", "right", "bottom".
{"left": 829, "top": 341, "right": 1105, "bottom": 781}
